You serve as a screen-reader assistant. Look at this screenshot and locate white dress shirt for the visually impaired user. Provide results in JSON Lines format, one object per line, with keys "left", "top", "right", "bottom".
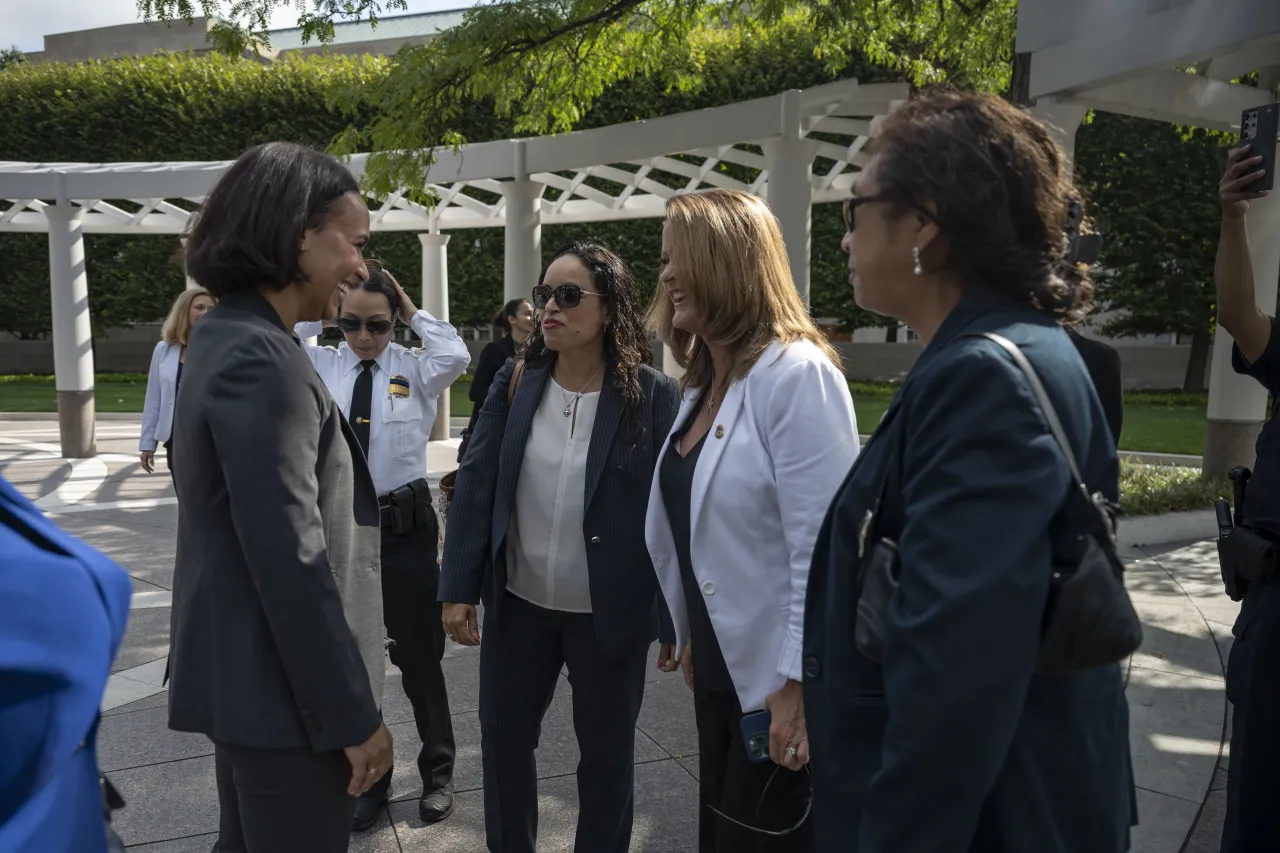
{"left": 644, "top": 339, "right": 860, "bottom": 712}
{"left": 505, "top": 379, "right": 599, "bottom": 613}
{"left": 295, "top": 310, "right": 470, "bottom": 496}
{"left": 140, "top": 341, "right": 182, "bottom": 451}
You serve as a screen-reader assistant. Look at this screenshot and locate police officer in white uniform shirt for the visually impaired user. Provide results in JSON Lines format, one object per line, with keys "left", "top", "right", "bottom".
{"left": 295, "top": 260, "right": 470, "bottom": 832}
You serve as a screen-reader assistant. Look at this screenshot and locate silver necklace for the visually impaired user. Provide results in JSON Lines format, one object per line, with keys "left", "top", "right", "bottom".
{"left": 556, "top": 363, "right": 605, "bottom": 417}
{"left": 706, "top": 377, "right": 727, "bottom": 413}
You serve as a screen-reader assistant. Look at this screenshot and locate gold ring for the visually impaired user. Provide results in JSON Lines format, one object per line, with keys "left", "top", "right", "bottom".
{"left": 785, "top": 746, "right": 797, "bottom": 757}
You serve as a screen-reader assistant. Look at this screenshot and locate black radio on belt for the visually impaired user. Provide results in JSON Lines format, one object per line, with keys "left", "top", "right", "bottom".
{"left": 1217, "top": 467, "right": 1277, "bottom": 601}
{"left": 381, "top": 478, "right": 436, "bottom": 535}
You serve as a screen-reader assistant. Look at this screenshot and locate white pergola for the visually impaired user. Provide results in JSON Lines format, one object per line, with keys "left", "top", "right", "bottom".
{"left": 0, "top": 78, "right": 908, "bottom": 458}
{"left": 1019, "top": 0, "right": 1280, "bottom": 477}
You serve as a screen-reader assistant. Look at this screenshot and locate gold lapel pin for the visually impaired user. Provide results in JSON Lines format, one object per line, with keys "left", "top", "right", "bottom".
{"left": 714, "top": 425, "right": 724, "bottom": 439}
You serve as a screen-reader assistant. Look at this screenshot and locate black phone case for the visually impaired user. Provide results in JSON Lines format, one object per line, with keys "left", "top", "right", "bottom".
{"left": 1242, "top": 103, "right": 1279, "bottom": 192}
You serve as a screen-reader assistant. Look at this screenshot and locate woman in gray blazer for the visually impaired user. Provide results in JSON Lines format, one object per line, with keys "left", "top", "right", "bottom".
{"left": 169, "top": 141, "right": 392, "bottom": 853}
{"left": 440, "top": 241, "right": 680, "bottom": 853}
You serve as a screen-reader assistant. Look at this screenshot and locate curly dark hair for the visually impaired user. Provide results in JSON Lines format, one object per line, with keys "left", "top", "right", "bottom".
{"left": 871, "top": 88, "right": 1093, "bottom": 324}
{"left": 522, "top": 241, "right": 652, "bottom": 429}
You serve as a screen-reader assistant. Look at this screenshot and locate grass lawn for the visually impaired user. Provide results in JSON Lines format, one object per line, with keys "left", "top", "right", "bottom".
{"left": 0, "top": 374, "right": 1213, "bottom": 456}
{"left": 846, "top": 383, "right": 1210, "bottom": 456}
{"left": 0, "top": 374, "right": 479, "bottom": 419}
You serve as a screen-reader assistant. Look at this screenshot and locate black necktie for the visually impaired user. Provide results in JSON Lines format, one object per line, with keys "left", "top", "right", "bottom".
{"left": 350, "top": 360, "right": 376, "bottom": 458}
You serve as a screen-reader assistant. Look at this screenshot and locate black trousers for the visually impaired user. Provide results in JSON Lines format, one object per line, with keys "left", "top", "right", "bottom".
{"left": 365, "top": 516, "right": 455, "bottom": 799}
{"left": 1223, "top": 576, "right": 1280, "bottom": 851}
{"left": 212, "top": 742, "right": 355, "bottom": 853}
{"left": 693, "top": 684, "right": 813, "bottom": 853}
{"left": 478, "top": 592, "right": 648, "bottom": 853}
{"left": 163, "top": 439, "right": 174, "bottom": 482}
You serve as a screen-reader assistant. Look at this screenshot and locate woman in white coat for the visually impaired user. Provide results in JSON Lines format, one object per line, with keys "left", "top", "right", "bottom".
{"left": 647, "top": 189, "right": 860, "bottom": 853}
{"left": 139, "top": 287, "right": 215, "bottom": 477}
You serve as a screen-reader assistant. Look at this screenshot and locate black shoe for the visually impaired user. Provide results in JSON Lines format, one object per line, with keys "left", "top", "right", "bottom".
{"left": 419, "top": 789, "right": 455, "bottom": 824}
{"left": 351, "top": 793, "right": 387, "bottom": 833}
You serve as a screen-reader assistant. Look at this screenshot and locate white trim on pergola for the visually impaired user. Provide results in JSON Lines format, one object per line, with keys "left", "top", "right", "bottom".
{"left": 1020, "top": 0, "right": 1280, "bottom": 132}
{"left": 1019, "top": 0, "right": 1280, "bottom": 477}
{"left": 0, "top": 79, "right": 904, "bottom": 234}
{"left": 0, "top": 78, "right": 907, "bottom": 458}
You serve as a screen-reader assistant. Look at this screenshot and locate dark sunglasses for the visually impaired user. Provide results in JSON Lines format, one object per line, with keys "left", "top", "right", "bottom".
{"left": 531, "top": 283, "right": 606, "bottom": 310}
{"left": 335, "top": 317, "right": 394, "bottom": 336}
{"left": 842, "top": 193, "right": 891, "bottom": 232}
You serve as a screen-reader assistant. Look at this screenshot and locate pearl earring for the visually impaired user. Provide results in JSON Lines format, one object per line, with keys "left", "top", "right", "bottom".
{"left": 912, "top": 246, "right": 923, "bottom": 276}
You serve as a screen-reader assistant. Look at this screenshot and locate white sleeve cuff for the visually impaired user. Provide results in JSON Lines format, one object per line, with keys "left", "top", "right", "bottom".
{"left": 777, "top": 632, "right": 804, "bottom": 683}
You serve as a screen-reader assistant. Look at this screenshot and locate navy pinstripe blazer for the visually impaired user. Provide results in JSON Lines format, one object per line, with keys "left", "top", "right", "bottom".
{"left": 440, "top": 356, "right": 680, "bottom": 658}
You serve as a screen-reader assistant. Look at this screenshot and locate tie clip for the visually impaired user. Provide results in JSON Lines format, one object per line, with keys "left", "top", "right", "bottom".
{"left": 355, "top": 417, "right": 371, "bottom": 424}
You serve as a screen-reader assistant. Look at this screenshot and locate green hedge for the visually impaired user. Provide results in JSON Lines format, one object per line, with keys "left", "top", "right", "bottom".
{"left": 0, "top": 23, "right": 885, "bottom": 336}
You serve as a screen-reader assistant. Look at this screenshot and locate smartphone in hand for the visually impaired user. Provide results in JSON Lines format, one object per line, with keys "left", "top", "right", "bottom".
{"left": 1241, "top": 103, "right": 1279, "bottom": 192}
{"left": 740, "top": 709, "right": 773, "bottom": 763}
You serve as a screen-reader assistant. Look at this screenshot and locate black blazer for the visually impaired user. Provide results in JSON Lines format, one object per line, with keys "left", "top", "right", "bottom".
{"left": 167, "top": 291, "right": 384, "bottom": 753}
{"left": 802, "top": 294, "right": 1134, "bottom": 853}
{"left": 1068, "top": 328, "right": 1124, "bottom": 448}
{"left": 470, "top": 335, "right": 517, "bottom": 407}
{"left": 459, "top": 335, "right": 517, "bottom": 462}
{"left": 440, "top": 356, "right": 680, "bottom": 657}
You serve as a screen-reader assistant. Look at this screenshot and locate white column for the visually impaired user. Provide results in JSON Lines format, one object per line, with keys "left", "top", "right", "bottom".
{"left": 181, "top": 237, "right": 199, "bottom": 291}
{"left": 502, "top": 180, "right": 543, "bottom": 304}
{"left": 419, "top": 231, "right": 452, "bottom": 442}
{"left": 46, "top": 204, "right": 96, "bottom": 458}
{"left": 1029, "top": 99, "right": 1089, "bottom": 168}
{"left": 662, "top": 342, "right": 685, "bottom": 382}
{"left": 1204, "top": 188, "right": 1280, "bottom": 477}
{"left": 502, "top": 141, "right": 544, "bottom": 304}
{"left": 763, "top": 90, "right": 817, "bottom": 305}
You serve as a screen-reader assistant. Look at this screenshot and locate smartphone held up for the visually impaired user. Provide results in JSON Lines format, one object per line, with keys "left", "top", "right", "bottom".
{"left": 1241, "top": 103, "right": 1279, "bottom": 193}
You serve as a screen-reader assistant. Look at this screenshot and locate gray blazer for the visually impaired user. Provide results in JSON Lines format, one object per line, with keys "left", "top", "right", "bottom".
{"left": 440, "top": 357, "right": 680, "bottom": 657}
{"left": 167, "top": 290, "right": 384, "bottom": 753}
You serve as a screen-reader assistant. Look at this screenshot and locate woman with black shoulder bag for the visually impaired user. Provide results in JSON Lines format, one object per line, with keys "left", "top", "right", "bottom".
{"left": 802, "top": 90, "right": 1142, "bottom": 853}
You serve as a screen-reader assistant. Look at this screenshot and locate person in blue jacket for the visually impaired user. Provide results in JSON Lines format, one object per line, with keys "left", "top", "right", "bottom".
{"left": 0, "top": 475, "right": 133, "bottom": 852}
{"left": 802, "top": 90, "right": 1137, "bottom": 853}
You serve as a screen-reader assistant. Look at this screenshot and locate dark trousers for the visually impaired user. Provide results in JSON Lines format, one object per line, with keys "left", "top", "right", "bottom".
{"left": 693, "top": 684, "right": 813, "bottom": 853}
{"left": 1223, "top": 577, "right": 1280, "bottom": 851}
{"left": 478, "top": 592, "right": 648, "bottom": 853}
{"left": 163, "top": 439, "right": 174, "bottom": 482}
{"left": 212, "top": 742, "right": 355, "bottom": 853}
{"left": 365, "top": 516, "right": 455, "bottom": 800}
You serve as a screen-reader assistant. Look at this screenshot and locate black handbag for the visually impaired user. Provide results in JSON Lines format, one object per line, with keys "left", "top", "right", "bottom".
{"left": 853, "top": 332, "right": 1144, "bottom": 673}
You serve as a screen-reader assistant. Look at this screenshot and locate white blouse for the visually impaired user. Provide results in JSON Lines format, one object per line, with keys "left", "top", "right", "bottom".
{"left": 506, "top": 378, "right": 599, "bottom": 613}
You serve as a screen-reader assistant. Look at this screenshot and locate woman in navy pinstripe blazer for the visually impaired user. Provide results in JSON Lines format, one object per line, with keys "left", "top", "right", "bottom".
{"left": 439, "top": 242, "right": 680, "bottom": 853}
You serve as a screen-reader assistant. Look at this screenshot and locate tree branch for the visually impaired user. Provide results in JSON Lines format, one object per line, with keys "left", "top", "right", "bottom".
{"left": 481, "top": 0, "right": 651, "bottom": 67}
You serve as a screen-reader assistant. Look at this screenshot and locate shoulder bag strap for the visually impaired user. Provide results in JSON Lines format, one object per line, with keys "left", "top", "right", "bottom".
{"left": 864, "top": 400, "right": 907, "bottom": 544}
{"left": 963, "top": 332, "right": 1091, "bottom": 498}
{"left": 506, "top": 359, "right": 526, "bottom": 409}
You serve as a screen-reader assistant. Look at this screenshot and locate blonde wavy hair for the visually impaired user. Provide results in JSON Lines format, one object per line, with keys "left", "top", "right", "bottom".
{"left": 161, "top": 287, "right": 214, "bottom": 346}
{"left": 649, "top": 189, "right": 840, "bottom": 392}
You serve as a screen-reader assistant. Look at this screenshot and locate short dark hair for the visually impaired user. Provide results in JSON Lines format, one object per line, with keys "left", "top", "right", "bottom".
{"left": 492, "top": 298, "right": 529, "bottom": 333}
{"left": 184, "top": 141, "right": 361, "bottom": 298}
{"left": 347, "top": 259, "right": 403, "bottom": 317}
{"left": 872, "top": 89, "right": 1093, "bottom": 324}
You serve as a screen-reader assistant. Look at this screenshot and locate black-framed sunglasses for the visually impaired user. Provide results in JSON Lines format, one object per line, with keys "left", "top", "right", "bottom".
{"left": 335, "top": 317, "right": 394, "bottom": 336}
{"left": 532, "top": 283, "right": 606, "bottom": 310}
{"left": 842, "top": 193, "right": 891, "bottom": 232}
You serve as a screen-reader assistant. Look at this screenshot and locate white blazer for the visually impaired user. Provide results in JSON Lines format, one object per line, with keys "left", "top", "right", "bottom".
{"left": 139, "top": 341, "right": 181, "bottom": 452}
{"left": 644, "top": 339, "right": 860, "bottom": 712}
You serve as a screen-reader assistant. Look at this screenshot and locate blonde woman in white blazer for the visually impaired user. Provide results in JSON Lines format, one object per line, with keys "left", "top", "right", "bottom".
{"left": 646, "top": 189, "right": 859, "bottom": 853}
{"left": 139, "top": 287, "right": 215, "bottom": 476}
